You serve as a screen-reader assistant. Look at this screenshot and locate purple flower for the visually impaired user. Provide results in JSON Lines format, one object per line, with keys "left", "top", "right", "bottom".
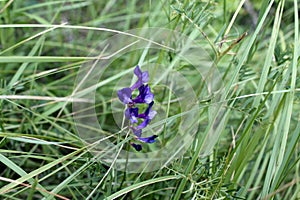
{"left": 117, "top": 65, "right": 158, "bottom": 151}
{"left": 137, "top": 102, "right": 157, "bottom": 129}
{"left": 136, "top": 118, "right": 151, "bottom": 130}
{"left": 136, "top": 107, "right": 157, "bottom": 129}
{"left": 131, "top": 143, "right": 142, "bottom": 151}
{"left": 125, "top": 101, "right": 157, "bottom": 130}
{"left": 137, "top": 135, "right": 158, "bottom": 143}
{"left": 129, "top": 103, "right": 157, "bottom": 136}
{"left": 130, "top": 126, "right": 142, "bottom": 137}
{"left": 117, "top": 87, "right": 132, "bottom": 104}
{"left": 137, "top": 101, "right": 156, "bottom": 119}
{"left": 133, "top": 85, "right": 154, "bottom": 104}
{"left": 125, "top": 107, "right": 139, "bottom": 123}
{"left": 130, "top": 66, "right": 149, "bottom": 90}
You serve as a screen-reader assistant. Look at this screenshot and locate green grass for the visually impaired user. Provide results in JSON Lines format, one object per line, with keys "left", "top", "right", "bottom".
{"left": 1, "top": 0, "right": 300, "bottom": 199}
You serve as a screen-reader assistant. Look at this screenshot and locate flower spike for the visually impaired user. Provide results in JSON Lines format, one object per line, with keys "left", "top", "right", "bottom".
{"left": 117, "top": 66, "right": 158, "bottom": 151}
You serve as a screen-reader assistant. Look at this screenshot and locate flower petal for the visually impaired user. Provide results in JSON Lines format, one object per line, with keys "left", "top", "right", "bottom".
{"left": 133, "top": 85, "right": 154, "bottom": 104}
{"left": 125, "top": 107, "right": 139, "bottom": 123}
{"left": 131, "top": 127, "right": 142, "bottom": 137}
{"left": 117, "top": 87, "right": 132, "bottom": 104}
{"left": 137, "top": 102, "right": 152, "bottom": 118}
{"left": 134, "top": 65, "right": 142, "bottom": 76}
{"left": 137, "top": 135, "right": 158, "bottom": 143}
{"left": 131, "top": 66, "right": 149, "bottom": 90}
{"left": 148, "top": 110, "right": 157, "bottom": 120}
{"left": 136, "top": 118, "right": 151, "bottom": 129}
{"left": 131, "top": 143, "right": 142, "bottom": 151}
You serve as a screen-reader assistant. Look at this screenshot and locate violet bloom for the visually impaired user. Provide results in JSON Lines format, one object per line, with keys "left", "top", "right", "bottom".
{"left": 137, "top": 135, "right": 158, "bottom": 143}
{"left": 137, "top": 101, "right": 156, "bottom": 119}
{"left": 136, "top": 101, "right": 157, "bottom": 129}
{"left": 130, "top": 66, "right": 149, "bottom": 90}
{"left": 125, "top": 101, "right": 157, "bottom": 129}
{"left": 117, "top": 66, "right": 158, "bottom": 151}
{"left": 133, "top": 85, "right": 154, "bottom": 104}
{"left": 131, "top": 135, "right": 158, "bottom": 151}
{"left": 130, "top": 127, "right": 142, "bottom": 137}
{"left": 131, "top": 143, "right": 142, "bottom": 151}
{"left": 117, "top": 87, "right": 132, "bottom": 104}
{"left": 125, "top": 107, "right": 139, "bottom": 123}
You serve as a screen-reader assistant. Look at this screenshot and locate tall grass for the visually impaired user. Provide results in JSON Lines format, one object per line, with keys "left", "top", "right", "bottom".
{"left": 0, "top": 0, "right": 299, "bottom": 199}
